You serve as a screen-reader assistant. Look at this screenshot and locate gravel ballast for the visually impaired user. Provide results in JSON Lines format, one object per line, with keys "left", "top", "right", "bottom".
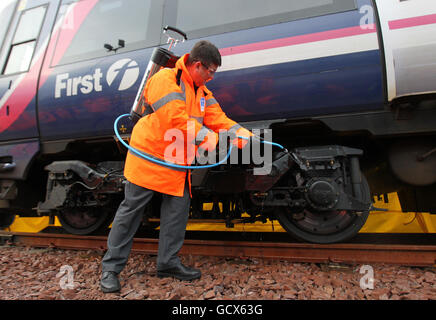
{"left": 0, "top": 245, "right": 435, "bottom": 300}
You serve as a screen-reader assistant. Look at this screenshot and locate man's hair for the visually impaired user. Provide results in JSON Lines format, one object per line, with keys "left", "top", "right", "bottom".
{"left": 187, "top": 40, "right": 221, "bottom": 68}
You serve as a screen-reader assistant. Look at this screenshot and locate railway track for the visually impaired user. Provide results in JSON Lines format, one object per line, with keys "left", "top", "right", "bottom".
{"left": 1, "top": 231, "right": 435, "bottom": 267}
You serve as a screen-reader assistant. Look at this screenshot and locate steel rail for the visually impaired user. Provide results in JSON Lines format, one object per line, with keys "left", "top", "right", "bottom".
{"left": 1, "top": 231, "right": 435, "bottom": 267}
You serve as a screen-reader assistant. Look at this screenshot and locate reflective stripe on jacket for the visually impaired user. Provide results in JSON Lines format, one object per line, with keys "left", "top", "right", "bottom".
{"left": 124, "top": 54, "right": 251, "bottom": 197}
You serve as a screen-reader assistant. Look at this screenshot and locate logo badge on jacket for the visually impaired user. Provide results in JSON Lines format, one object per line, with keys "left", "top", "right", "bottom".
{"left": 200, "top": 97, "right": 205, "bottom": 112}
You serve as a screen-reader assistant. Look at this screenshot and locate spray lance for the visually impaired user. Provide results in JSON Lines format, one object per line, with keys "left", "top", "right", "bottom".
{"left": 114, "top": 26, "right": 285, "bottom": 170}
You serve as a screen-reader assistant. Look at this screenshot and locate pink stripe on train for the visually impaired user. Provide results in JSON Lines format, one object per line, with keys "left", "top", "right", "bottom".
{"left": 389, "top": 13, "right": 436, "bottom": 30}
{"left": 219, "top": 24, "right": 377, "bottom": 57}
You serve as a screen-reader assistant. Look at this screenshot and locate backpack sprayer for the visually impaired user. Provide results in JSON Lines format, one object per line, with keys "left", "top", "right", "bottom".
{"left": 113, "top": 26, "right": 285, "bottom": 170}
{"left": 129, "top": 26, "right": 186, "bottom": 124}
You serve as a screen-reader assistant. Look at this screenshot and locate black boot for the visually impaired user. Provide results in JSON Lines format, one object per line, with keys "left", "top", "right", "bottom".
{"left": 100, "top": 271, "right": 121, "bottom": 293}
{"left": 157, "top": 264, "right": 201, "bottom": 281}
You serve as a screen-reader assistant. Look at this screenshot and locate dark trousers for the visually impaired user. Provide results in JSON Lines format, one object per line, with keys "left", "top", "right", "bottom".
{"left": 101, "top": 179, "right": 190, "bottom": 274}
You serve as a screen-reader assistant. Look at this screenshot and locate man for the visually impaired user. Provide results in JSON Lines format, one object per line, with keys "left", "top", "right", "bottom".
{"left": 100, "top": 41, "right": 252, "bottom": 293}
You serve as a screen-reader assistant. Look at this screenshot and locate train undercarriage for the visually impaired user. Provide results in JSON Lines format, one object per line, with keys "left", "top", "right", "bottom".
{"left": 28, "top": 144, "right": 372, "bottom": 244}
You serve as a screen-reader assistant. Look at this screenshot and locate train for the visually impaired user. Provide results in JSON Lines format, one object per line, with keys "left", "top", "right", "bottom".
{"left": 0, "top": 0, "right": 435, "bottom": 243}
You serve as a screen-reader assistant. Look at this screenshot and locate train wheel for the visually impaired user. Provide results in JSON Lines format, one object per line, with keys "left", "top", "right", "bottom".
{"left": 57, "top": 207, "right": 113, "bottom": 235}
{"left": 276, "top": 176, "right": 371, "bottom": 244}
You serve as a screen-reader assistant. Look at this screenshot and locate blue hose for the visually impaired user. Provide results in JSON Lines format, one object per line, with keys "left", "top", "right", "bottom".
{"left": 114, "top": 113, "right": 285, "bottom": 170}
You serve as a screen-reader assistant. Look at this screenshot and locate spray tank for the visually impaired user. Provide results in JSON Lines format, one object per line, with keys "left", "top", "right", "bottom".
{"left": 129, "top": 26, "right": 187, "bottom": 124}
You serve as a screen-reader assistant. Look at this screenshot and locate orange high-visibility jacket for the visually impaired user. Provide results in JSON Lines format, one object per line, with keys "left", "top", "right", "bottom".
{"left": 124, "top": 54, "right": 252, "bottom": 197}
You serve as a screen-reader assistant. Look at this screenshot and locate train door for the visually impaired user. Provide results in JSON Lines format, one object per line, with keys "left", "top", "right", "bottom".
{"left": 0, "top": 0, "right": 59, "bottom": 181}
{"left": 374, "top": 0, "right": 436, "bottom": 101}
{"left": 0, "top": 0, "right": 60, "bottom": 142}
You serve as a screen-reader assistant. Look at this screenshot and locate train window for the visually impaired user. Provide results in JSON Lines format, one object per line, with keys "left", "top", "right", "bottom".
{"left": 3, "top": 41, "right": 36, "bottom": 75}
{"left": 52, "top": 0, "right": 163, "bottom": 66}
{"left": 169, "top": 0, "right": 356, "bottom": 39}
{"left": 13, "top": 6, "right": 46, "bottom": 44}
{"left": 3, "top": 5, "right": 47, "bottom": 75}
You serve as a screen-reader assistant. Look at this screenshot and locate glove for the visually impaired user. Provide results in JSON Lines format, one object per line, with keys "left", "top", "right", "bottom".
{"left": 232, "top": 127, "right": 253, "bottom": 149}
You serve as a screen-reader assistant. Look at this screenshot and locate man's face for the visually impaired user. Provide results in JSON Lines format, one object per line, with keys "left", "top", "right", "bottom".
{"left": 192, "top": 61, "right": 218, "bottom": 87}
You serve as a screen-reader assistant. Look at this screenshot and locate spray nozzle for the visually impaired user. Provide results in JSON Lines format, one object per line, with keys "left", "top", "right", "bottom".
{"left": 163, "top": 26, "right": 188, "bottom": 51}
